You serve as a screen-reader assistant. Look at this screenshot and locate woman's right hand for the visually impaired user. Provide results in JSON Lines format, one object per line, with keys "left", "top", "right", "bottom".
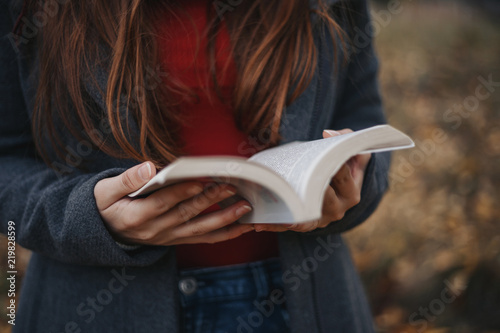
{"left": 94, "top": 162, "right": 254, "bottom": 246}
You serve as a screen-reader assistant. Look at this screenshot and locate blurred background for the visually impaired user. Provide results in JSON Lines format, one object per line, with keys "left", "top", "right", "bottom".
{"left": 0, "top": 0, "right": 499, "bottom": 332}
{"left": 346, "top": 0, "right": 500, "bottom": 332}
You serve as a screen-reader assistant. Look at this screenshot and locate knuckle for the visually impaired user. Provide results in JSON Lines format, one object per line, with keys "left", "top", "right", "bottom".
{"left": 192, "top": 194, "right": 210, "bottom": 209}
{"left": 317, "top": 220, "right": 329, "bottom": 229}
{"left": 174, "top": 186, "right": 189, "bottom": 200}
{"left": 203, "top": 184, "right": 220, "bottom": 199}
{"left": 190, "top": 222, "right": 207, "bottom": 236}
{"left": 205, "top": 192, "right": 224, "bottom": 205}
{"left": 333, "top": 212, "right": 345, "bottom": 221}
{"left": 222, "top": 210, "right": 238, "bottom": 224}
{"left": 352, "top": 194, "right": 361, "bottom": 206}
{"left": 178, "top": 182, "right": 202, "bottom": 198}
{"left": 302, "top": 220, "right": 320, "bottom": 232}
{"left": 136, "top": 230, "right": 155, "bottom": 242}
{"left": 335, "top": 174, "right": 349, "bottom": 185}
{"left": 293, "top": 225, "right": 307, "bottom": 232}
{"left": 313, "top": 219, "right": 321, "bottom": 230}
{"left": 120, "top": 171, "right": 136, "bottom": 191}
{"left": 204, "top": 185, "right": 231, "bottom": 201}
{"left": 122, "top": 214, "right": 143, "bottom": 229}
{"left": 152, "top": 194, "right": 171, "bottom": 211}
{"left": 177, "top": 203, "right": 198, "bottom": 221}
{"left": 331, "top": 178, "right": 342, "bottom": 187}
{"left": 119, "top": 208, "right": 145, "bottom": 229}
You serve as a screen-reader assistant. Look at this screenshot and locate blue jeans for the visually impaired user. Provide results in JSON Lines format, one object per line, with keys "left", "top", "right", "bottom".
{"left": 178, "top": 258, "right": 290, "bottom": 333}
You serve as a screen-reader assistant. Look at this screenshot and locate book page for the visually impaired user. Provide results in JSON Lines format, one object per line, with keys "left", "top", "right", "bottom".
{"left": 248, "top": 136, "right": 349, "bottom": 194}
{"left": 249, "top": 126, "right": 414, "bottom": 198}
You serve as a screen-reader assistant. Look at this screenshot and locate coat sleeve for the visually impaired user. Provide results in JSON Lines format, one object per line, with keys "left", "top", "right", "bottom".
{"left": 0, "top": 3, "right": 168, "bottom": 266}
{"left": 309, "top": 0, "right": 391, "bottom": 235}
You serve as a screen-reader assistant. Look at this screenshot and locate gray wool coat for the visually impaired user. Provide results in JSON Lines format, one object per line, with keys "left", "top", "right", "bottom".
{"left": 0, "top": 0, "right": 391, "bottom": 331}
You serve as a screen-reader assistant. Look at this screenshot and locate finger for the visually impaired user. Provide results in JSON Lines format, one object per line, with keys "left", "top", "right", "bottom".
{"left": 165, "top": 184, "right": 238, "bottom": 225}
{"left": 322, "top": 130, "right": 341, "bottom": 138}
{"left": 323, "top": 184, "right": 339, "bottom": 208}
{"left": 253, "top": 189, "right": 340, "bottom": 233}
{"left": 290, "top": 220, "right": 322, "bottom": 232}
{"left": 171, "top": 223, "right": 255, "bottom": 245}
{"left": 254, "top": 224, "right": 292, "bottom": 232}
{"left": 337, "top": 128, "right": 353, "bottom": 135}
{"left": 143, "top": 184, "right": 237, "bottom": 234}
{"left": 348, "top": 154, "right": 371, "bottom": 186}
{"left": 255, "top": 219, "right": 324, "bottom": 233}
{"left": 330, "top": 163, "right": 358, "bottom": 201}
{"left": 170, "top": 200, "right": 252, "bottom": 239}
{"left": 322, "top": 128, "right": 353, "bottom": 138}
{"left": 130, "top": 181, "right": 205, "bottom": 221}
{"left": 95, "top": 162, "right": 155, "bottom": 209}
{"left": 117, "top": 197, "right": 250, "bottom": 245}
{"left": 321, "top": 186, "right": 347, "bottom": 222}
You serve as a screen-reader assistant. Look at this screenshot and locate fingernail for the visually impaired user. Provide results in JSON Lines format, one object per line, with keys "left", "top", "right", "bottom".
{"left": 323, "top": 130, "right": 340, "bottom": 136}
{"left": 188, "top": 185, "right": 204, "bottom": 196}
{"left": 255, "top": 225, "right": 265, "bottom": 232}
{"left": 226, "top": 189, "right": 237, "bottom": 196}
{"left": 284, "top": 224, "right": 295, "bottom": 229}
{"left": 236, "top": 205, "right": 252, "bottom": 216}
{"left": 138, "top": 163, "right": 152, "bottom": 181}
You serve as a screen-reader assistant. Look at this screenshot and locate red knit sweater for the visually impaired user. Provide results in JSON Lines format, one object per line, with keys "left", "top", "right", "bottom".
{"left": 156, "top": 0, "right": 279, "bottom": 268}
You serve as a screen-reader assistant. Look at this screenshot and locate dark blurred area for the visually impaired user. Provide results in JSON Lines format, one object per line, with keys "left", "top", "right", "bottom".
{"left": 346, "top": 0, "right": 500, "bottom": 332}
{"left": 0, "top": 1, "right": 499, "bottom": 332}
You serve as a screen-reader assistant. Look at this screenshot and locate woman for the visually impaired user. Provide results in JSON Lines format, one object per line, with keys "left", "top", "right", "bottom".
{"left": 0, "top": 0, "right": 390, "bottom": 332}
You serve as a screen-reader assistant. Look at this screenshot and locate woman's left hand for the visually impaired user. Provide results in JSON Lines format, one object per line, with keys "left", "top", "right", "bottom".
{"left": 253, "top": 128, "right": 371, "bottom": 233}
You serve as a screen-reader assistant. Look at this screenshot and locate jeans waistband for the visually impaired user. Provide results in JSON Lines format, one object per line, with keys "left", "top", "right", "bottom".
{"left": 177, "top": 258, "right": 282, "bottom": 307}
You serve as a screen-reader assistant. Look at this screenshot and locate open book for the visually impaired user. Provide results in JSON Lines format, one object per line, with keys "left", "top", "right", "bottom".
{"left": 129, "top": 125, "right": 414, "bottom": 224}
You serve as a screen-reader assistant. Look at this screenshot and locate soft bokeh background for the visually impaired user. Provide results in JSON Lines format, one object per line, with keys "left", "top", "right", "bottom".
{"left": 345, "top": 0, "right": 500, "bottom": 332}
{"left": 1, "top": 0, "right": 499, "bottom": 332}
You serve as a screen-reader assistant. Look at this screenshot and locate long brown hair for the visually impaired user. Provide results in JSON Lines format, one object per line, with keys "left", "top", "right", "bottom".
{"left": 23, "top": 0, "right": 345, "bottom": 169}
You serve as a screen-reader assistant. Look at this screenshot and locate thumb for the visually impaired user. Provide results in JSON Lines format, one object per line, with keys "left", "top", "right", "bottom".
{"left": 322, "top": 129, "right": 341, "bottom": 138}
{"left": 323, "top": 128, "right": 353, "bottom": 138}
{"left": 95, "top": 162, "right": 156, "bottom": 209}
